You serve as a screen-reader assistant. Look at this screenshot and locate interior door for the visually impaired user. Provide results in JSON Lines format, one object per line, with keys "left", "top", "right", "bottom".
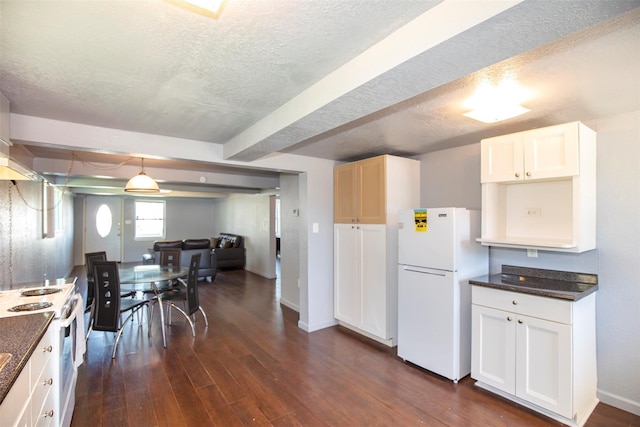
{"left": 85, "top": 196, "right": 122, "bottom": 262}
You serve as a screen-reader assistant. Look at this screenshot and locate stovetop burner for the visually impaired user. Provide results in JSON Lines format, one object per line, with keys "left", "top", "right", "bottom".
{"left": 21, "top": 288, "right": 62, "bottom": 297}
{"left": 8, "top": 302, "right": 54, "bottom": 312}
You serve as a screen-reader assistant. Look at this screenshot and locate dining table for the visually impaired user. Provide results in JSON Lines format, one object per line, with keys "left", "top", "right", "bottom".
{"left": 118, "top": 263, "right": 188, "bottom": 348}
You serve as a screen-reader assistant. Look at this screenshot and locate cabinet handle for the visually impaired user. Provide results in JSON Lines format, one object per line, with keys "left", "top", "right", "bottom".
{"left": 43, "top": 378, "right": 53, "bottom": 386}
{"left": 512, "top": 300, "right": 518, "bottom": 305}
{"left": 507, "top": 316, "right": 512, "bottom": 321}
{"left": 44, "top": 410, "right": 54, "bottom": 418}
{"left": 526, "top": 171, "right": 531, "bottom": 177}
{"left": 43, "top": 345, "right": 53, "bottom": 353}
{"left": 518, "top": 319, "right": 523, "bottom": 324}
{"left": 515, "top": 172, "right": 520, "bottom": 178}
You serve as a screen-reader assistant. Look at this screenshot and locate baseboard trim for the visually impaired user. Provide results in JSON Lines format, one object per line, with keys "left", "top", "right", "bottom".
{"left": 279, "top": 298, "right": 299, "bottom": 312}
{"left": 597, "top": 388, "right": 640, "bottom": 416}
{"left": 298, "top": 318, "right": 338, "bottom": 333}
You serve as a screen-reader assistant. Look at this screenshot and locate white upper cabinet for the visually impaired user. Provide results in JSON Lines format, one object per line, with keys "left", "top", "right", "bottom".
{"left": 481, "top": 122, "right": 581, "bottom": 183}
{"left": 478, "top": 121, "right": 596, "bottom": 252}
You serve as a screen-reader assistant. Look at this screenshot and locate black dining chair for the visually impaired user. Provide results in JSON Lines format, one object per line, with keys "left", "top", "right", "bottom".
{"left": 159, "top": 248, "right": 182, "bottom": 287}
{"left": 91, "top": 261, "right": 152, "bottom": 359}
{"left": 84, "top": 251, "right": 107, "bottom": 341}
{"left": 159, "top": 248, "right": 181, "bottom": 269}
{"left": 161, "top": 253, "right": 208, "bottom": 337}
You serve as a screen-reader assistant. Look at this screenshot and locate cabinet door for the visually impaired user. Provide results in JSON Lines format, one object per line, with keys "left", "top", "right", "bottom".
{"left": 0, "top": 358, "right": 31, "bottom": 427}
{"left": 334, "top": 163, "right": 357, "bottom": 223}
{"left": 357, "top": 156, "right": 386, "bottom": 224}
{"left": 359, "top": 224, "right": 387, "bottom": 338}
{"left": 334, "top": 224, "right": 360, "bottom": 325}
{"left": 515, "top": 315, "right": 572, "bottom": 418}
{"left": 523, "top": 123, "right": 579, "bottom": 180}
{"left": 471, "top": 305, "right": 516, "bottom": 394}
{"left": 481, "top": 134, "right": 524, "bottom": 183}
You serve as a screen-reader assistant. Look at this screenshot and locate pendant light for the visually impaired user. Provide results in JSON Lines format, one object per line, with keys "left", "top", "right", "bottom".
{"left": 125, "top": 158, "right": 160, "bottom": 193}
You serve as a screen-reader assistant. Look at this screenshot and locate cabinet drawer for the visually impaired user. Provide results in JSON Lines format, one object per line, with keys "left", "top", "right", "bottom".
{"left": 33, "top": 379, "right": 56, "bottom": 427}
{"left": 31, "top": 355, "right": 55, "bottom": 427}
{"left": 30, "top": 327, "right": 55, "bottom": 385}
{"left": 472, "top": 286, "right": 572, "bottom": 324}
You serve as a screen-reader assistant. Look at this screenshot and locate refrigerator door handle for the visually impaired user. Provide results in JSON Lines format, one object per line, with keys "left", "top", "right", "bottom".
{"left": 401, "top": 266, "right": 447, "bottom": 276}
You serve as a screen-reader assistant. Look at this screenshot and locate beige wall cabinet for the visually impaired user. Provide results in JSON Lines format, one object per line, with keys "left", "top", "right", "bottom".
{"left": 471, "top": 286, "right": 598, "bottom": 427}
{"left": 334, "top": 156, "right": 387, "bottom": 224}
{"left": 333, "top": 155, "right": 419, "bottom": 346}
{"left": 478, "top": 121, "right": 596, "bottom": 252}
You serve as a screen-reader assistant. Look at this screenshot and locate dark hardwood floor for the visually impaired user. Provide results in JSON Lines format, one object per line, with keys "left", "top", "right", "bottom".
{"left": 71, "top": 265, "right": 639, "bottom": 427}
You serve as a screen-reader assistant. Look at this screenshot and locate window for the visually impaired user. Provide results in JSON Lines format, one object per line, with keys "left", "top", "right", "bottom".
{"left": 135, "top": 200, "right": 165, "bottom": 239}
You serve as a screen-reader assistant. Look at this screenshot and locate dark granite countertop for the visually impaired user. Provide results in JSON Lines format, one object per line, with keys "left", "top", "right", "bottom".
{"left": 469, "top": 265, "right": 598, "bottom": 301}
{"left": 0, "top": 312, "right": 54, "bottom": 405}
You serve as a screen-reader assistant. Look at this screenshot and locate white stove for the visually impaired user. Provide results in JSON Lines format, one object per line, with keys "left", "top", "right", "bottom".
{"left": 0, "top": 279, "right": 76, "bottom": 319}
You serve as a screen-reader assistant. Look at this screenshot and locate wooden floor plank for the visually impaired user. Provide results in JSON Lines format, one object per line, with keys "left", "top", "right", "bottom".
{"left": 70, "top": 265, "right": 640, "bottom": 427}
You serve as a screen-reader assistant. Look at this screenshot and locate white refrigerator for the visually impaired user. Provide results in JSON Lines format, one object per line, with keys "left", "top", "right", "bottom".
{"left": 397, "top": 207, "right": 488, "bottom": 382}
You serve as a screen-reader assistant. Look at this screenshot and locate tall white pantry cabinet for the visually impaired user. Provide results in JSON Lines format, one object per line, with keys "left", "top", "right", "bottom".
{"left": 333, "top": 155, "right": 419, "bottom": 346}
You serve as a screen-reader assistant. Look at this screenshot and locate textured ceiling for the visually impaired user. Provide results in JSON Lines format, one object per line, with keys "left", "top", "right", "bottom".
{"left": 0, "top": 0, "right": 438, "bottom": 143}
{"left": 0, "top": 0, "right": 639, "bottom": 196}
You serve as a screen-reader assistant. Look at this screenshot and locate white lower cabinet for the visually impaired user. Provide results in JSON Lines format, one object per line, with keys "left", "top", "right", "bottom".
{"left": 0, "top": 326, "right": 56, "bottom": 427}
{"left": 334, "top": 223, "right": 394, "bottom": 345}
{"left": 471, "top": 286, "right": 597, "bottom": 427}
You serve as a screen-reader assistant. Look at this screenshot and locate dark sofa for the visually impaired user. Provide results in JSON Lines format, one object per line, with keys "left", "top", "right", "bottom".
{"left": 152, "top": 239, "right": 217, "bottom": 282}
{"left": 211, "top": 233, "right": 245, "bottom": 269}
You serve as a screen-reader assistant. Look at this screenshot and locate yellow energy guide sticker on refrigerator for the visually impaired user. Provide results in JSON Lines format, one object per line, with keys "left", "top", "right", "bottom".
{"left": 414, "top": 209, "right": 428, "bottom": 232}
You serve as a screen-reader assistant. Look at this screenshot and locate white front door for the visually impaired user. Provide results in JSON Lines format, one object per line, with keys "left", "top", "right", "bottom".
{"left": 85, "top": 196, "right": 122, "bottom": 262}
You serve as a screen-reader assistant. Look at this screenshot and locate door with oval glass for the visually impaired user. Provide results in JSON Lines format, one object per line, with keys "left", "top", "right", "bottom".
{"left": 85, "top": 196, "right": 122, "bottom": 262}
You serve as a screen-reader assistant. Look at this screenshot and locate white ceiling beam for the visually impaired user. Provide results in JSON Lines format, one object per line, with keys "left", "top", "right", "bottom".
{"left": 222, "top": 0, "right": 524, "bottom": 161}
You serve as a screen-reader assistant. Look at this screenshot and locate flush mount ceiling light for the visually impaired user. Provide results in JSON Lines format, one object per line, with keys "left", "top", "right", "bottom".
{"left": 166, "top": 0, "right": 226, "bottom": 18}
{"left": 463, "top": 78, "right": 532, "bottom": 123}
{"left": 124, "top": 158, "right": 160, "bottom": 193}
{"left": 184, "top": 0, "right": 225, "bottom": 13}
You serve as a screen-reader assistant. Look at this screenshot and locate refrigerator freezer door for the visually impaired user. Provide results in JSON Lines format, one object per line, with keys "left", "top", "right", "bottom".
{"left": 397, "top": 266, "right": 461, "bottom": 381}
{"left": 398, "top": 208, "right": 457, "bottom": 271}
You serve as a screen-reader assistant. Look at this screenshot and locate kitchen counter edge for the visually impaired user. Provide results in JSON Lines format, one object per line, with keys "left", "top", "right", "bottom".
{"left": 0, "top": 311, "right": 55, "bottom": 405}
{"left": 469, "top": 265, "right": 598, "bottom": 302}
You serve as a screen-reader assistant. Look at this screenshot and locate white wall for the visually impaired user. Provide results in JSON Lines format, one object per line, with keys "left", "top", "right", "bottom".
{"left": 420, "top": 143, "right": 482, "bottom": 210}
{"left": 120, "top": 197, "right": 218, "bottom": 263}
{"left": 298, "top": 162, "right": 337, "bottom": 332}
{"left": 279, "top": 173, "right": 300, "bottom": 311}
{"left": 0, "top": 180, "right": 74, "bottom": 287}
{"left": 211, "top": 193, "right": 276, "bottom": 279}
{"left": 417, "top": 111, "right": 640, "bottom": 416}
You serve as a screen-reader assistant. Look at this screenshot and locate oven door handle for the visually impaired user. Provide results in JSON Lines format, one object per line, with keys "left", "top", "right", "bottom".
{"left": 59, "top": 294, "right": 82, "bottom": 328}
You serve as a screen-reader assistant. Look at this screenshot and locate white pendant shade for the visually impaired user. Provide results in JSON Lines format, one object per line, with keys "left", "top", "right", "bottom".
{"left": 124, "top": 158, "right": 160, "bottom": 192}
